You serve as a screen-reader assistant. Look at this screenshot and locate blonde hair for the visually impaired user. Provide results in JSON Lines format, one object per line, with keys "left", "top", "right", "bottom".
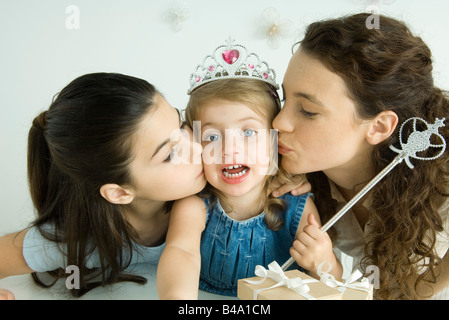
{"left": 185, "top": 78, "right": 291, "bottom": 230}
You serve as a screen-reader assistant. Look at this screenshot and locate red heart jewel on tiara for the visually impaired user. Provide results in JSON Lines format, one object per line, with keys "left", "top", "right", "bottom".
{"left": 222, "top": 50, "right": 239, "bottom": 64}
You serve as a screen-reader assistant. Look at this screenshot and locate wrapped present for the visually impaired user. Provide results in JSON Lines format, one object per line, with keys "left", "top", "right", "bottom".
{"left": 317, "top": 262, "right": 373, "bottom": 300}
{"left": 237, "top": 261, "right": 343, "bottom": 300}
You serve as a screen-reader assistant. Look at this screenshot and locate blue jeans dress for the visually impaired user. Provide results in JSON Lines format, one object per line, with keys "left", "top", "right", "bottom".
{"left": 199, "top": 192, "right": 310, "bottom": 296}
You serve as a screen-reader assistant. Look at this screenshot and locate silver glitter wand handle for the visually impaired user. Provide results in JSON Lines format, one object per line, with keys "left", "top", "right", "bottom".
{"left": 320, "top": 152, "right": 406, "bottom": 233}
{"left": 281, "top": 117, "right": 446, "bottom": 271}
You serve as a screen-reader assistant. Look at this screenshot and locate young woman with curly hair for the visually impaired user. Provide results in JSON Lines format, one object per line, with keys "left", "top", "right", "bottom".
{"left": 274, "top": 13, "right": 449, "bottom": 299}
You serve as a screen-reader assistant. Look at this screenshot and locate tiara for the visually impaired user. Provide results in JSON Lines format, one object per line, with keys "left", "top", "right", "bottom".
{"left": 187, "top": 37, "right": 279, "bottom": 94}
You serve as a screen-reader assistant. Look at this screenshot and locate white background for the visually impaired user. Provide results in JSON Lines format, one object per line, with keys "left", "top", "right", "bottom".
{"left": 1, "top": 0, "right": 448, "bottom": 235}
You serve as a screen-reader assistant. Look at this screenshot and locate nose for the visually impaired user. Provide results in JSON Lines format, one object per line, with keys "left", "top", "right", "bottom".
{"left": 273, "top": 104, "right": 294, "bottom": 133}
{"left": 222, "top": 129, "right": 245, "bottom": 164}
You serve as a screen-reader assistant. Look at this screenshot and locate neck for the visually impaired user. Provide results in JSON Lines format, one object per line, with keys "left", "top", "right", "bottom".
{"left": 324, "top": 149, "right": 377, "bottom": 195}
{"left": 122, "top": 199, "right": 170, "bottom": 247}
{"left": 221, "top": 184, "right": 266, "bottom": 221}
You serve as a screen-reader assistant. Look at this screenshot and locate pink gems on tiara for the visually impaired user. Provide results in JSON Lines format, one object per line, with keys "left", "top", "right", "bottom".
{"left": 222, "top": 49, "right": 239, "bottom": 64}
{"left": 187, "top": 37, "right": 279, "bottom": 94}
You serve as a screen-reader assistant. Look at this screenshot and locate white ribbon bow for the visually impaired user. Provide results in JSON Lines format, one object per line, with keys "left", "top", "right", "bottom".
{"left": 244, "top": 261, "right": 317, "bottom": 300}
{"left": 317, "top": 262, "right": 372, "bottom": 295}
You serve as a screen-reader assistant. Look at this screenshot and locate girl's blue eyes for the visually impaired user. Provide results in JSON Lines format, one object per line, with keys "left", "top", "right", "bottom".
{"left": 203, "top": 129, "right": 257, "bottom": 142}
{"left": 242, "top": 128, "right": 256, "bottom": 137}
{"left": 163, "top": 129, "right": 257, "bottom": 162}
{"left": 204, "top": 134, "right": 221, "bottom": 142}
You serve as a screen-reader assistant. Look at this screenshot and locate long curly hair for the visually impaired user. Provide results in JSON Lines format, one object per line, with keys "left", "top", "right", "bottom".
{"left": 301, "top": 14, "right": 449, "bottom": 299}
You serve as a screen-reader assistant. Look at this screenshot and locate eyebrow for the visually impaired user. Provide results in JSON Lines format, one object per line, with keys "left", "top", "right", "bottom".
{"left": 151, "top": 139, "right": 170, "bottom": 159}
{"left": 202, "top": 117, "right": 265, "bottom": 129}
{"left": 282, "top": 84, "right": 325, "bottom": 108}
{"left": 151, "top": 108, "right": 182, "bottom": 159}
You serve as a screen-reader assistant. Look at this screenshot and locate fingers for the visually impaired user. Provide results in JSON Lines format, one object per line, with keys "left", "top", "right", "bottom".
{"left": 297, "top": 228, "right": 316, "bottom": 247}
{"left": 0, "top": 289, "right": 15, "bottom": 300}
{"left": 307, "top": 212, "right": 319, "bottom": 227}
{"left": 289, "top": 243, "right": 304, "bottom": 263}
{"left": 291, "top": 181, "right": 312, "bottom": 196}
{"left": 301, "top": 213, "right": 324, "bottom": 240}
{"left": 290, "top": 240, "right": 315, "bottom": 270}
{"left": 271, "top": 179, "right": 311, "bottom": 198}
{"left": 271, "top": 183, "right": 298, "bottom": 198}
{"left": 290, "top": 214, "right": 333, "bottom": 271}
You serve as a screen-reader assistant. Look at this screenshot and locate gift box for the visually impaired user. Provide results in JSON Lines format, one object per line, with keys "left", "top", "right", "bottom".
{"left": 237, "top": 262, "right": 343, "bottom": 300}
{"left": 317, "top": 262, "right": 373, "bottom": 300}
{"left": 341, "top": 284, "right": 373, "bottom": 300}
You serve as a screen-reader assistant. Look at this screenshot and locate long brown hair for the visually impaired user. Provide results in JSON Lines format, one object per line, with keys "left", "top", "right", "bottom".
{"left": 27, "top": 73, "right": 161, "bottom": 296}
{"left": 185, "top": 78, "right": 289, "bottom": 230}
{"left": 300, "top": 14, "right": 449, "bottom": 299}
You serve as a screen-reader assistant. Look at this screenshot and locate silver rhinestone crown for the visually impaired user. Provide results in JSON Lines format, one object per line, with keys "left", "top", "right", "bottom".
{"left": 187, "top": 37, "right": 279, "bottom": 94}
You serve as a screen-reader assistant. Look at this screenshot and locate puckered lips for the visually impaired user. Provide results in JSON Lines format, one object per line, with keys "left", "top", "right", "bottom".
{"left": 277, "top": 141, "right": 293, "bottom": 155}
{"left": 219, "top": 164, "right": 250, "bottom": 184}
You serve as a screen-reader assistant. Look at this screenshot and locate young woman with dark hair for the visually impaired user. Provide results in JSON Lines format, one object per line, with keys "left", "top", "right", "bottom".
{"left": 0, "top": 72, "right": 206, "bottom": 297}
{"left": 274, "top": 13, "right": 449, "bottom": 299}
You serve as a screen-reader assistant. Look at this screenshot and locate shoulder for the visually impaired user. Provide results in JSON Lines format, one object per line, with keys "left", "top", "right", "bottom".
{"left": 170, "top": 195, "right": 207, "bottom": 233}
{"left": 22, "top": 224, "right": 66, "bottom": 272}
{"left": 172, "top": 195, "right": 207, "bottom": 215}
{"left": 0, "top": 229, "right": 34, "bottom": 277}
{"left": 164, "top": 196, "right": 207, "bottom": 251}
{"left": 280, "top": 192, "right": 312, "bottom": 214}
{"left": 23, "top": 224, "right": 57, "bottom": 247}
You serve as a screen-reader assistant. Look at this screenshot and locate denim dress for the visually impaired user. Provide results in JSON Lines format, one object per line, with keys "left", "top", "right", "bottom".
{"left": 199, "top": 192, "right": 310, "bottom": 296}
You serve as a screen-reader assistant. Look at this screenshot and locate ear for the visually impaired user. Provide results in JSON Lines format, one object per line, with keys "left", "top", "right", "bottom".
{"left": 365, "top": 111, "right": 398, "bottom": 145}
{"left": 99, "top": 184, "right": 135, "bottom": 205}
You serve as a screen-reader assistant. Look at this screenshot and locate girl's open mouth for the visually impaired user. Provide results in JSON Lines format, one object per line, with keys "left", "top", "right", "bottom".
{"left": 220, "top": 164, "right": 250, "bottom": 184}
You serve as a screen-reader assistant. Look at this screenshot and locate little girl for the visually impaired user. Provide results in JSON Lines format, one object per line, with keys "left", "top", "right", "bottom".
{"left": 0, "top": 72, "right": 206, "bottom": 297}
{"left": 157, "top": 40, "right": 320, "bottom": 298}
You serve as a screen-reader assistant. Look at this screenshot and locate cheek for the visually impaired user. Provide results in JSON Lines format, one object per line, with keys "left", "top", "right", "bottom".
{"left": 300, "top": 123, "right": 365, "bottom": 169}
{"left": 133, "top": 166, "right": 191, "bottom": 200}
{"left": 251, "top": 138, "right": 271, "bottom": 169}
{"left": 280, "top": 123, "right": 333, "bottom": 173}
{"left": 203, "top": 163, "right": 218, "bottom": 180}
{"left": 135, "top": 169, "right": 173, "bottom": 197}
{"left": 164, "top": 174, "right": 201, "bottom": 199}
{"left": 299, "top": 124, "right": 342, "bottom": 155}
{"left": 201, "top": 142, "right": 222, "bottom": 165}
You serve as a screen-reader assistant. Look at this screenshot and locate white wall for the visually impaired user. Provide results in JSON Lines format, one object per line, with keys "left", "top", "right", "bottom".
{"left": 1, "top": 0, "right": 448, "bottom": 235}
